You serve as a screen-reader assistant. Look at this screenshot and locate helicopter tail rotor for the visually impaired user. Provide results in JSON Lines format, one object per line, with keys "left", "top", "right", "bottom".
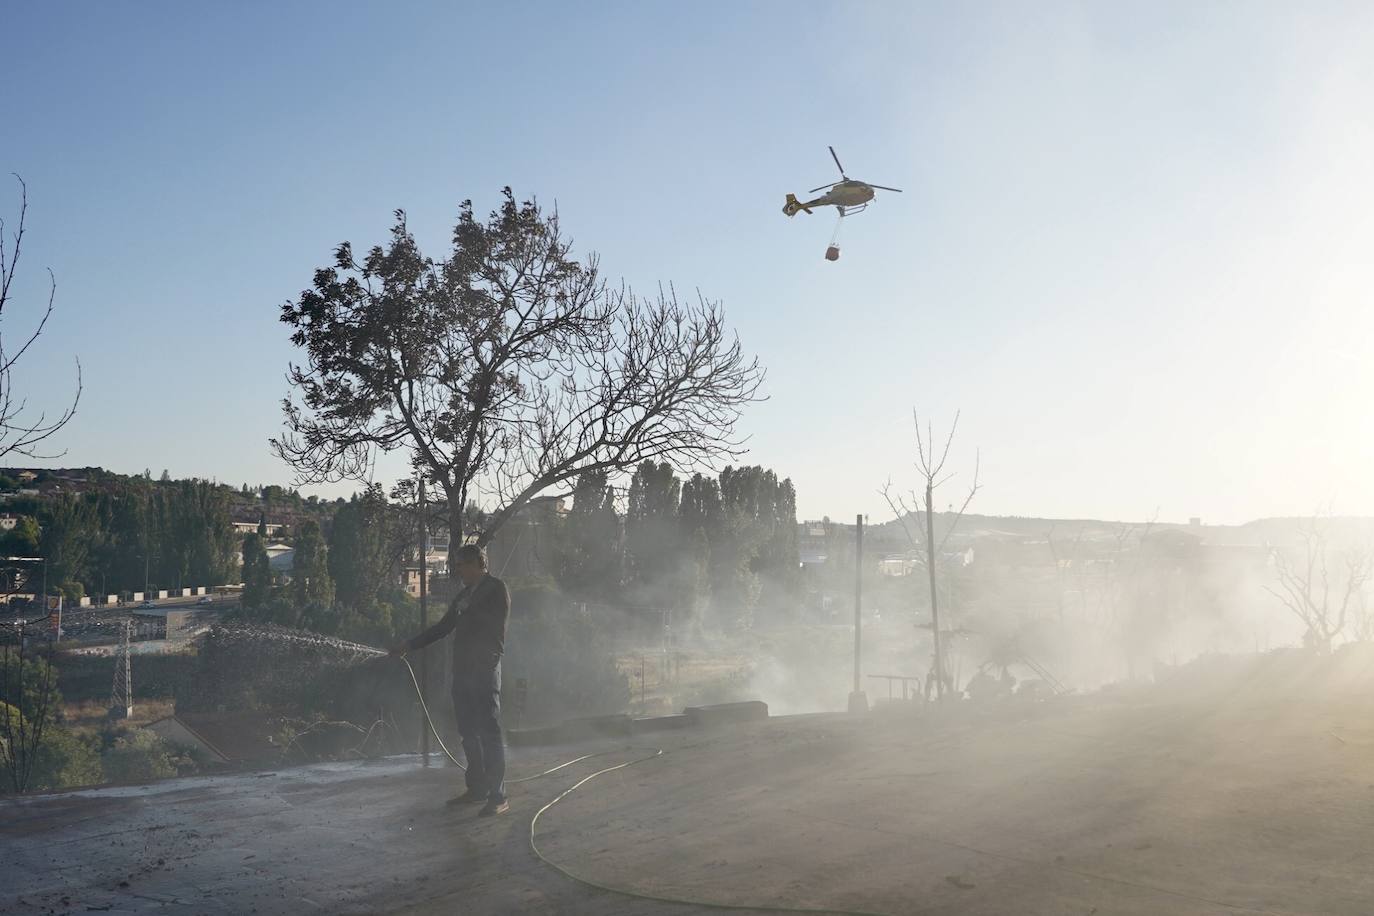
{"left": 782, "top": 193, "right": 814, "bottom": 217}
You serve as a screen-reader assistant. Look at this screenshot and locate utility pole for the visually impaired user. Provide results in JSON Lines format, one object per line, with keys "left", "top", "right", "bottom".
{"left": 418, "top": 476, "right": 430, "bottom": 767}
{"left": 925, "top": 481, "right": 944, "bottom": 700}
{"left": 848, "top": 514, "right": 868, "bottom": 713}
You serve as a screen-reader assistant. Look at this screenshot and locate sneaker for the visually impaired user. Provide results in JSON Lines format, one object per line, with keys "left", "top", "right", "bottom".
{"left": 446, "top": 789, "right": 486, "bottom": 806}
{"left": 478, "top": 798, "right": 510, "bottom": 817}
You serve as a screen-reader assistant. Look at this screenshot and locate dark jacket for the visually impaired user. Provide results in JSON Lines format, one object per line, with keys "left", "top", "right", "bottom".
{"left": 405, "top": 574, "right": 510, "bottom": 672}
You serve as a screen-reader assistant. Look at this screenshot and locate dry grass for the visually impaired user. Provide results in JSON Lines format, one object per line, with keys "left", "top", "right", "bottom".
{"left": 62, "top": 697, "right": 176, "bottom": 735}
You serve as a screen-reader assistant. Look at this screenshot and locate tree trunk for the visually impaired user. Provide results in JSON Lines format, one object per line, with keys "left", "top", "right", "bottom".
{"left": 925, "top": 481, "right": 943, "bottom": 700}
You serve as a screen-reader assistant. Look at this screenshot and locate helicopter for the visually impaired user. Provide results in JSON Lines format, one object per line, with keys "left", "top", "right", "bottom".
{"left": 782, "top": 146, "right": 902, "bottom": 219}
{"left": 783, "top": 146, "right": 901, "bottom": 260}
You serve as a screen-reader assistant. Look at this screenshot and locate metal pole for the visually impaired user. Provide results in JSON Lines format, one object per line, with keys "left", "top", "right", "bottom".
{"left": 854, "top": 514, "right": 862, "bottom": 693}
{"left": 418, "top": 476, "right": 430, "bottom": 767}
{"left": 926, "top": 481, "right": 944, "bottom": 700}
{"left": 848, "top": 514, "right": 867, "bottom": 713}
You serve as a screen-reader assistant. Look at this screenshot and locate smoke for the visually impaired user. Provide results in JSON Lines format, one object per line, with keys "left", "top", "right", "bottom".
{"left": 709, "top": 516, "right": 1374, "bottom": 716}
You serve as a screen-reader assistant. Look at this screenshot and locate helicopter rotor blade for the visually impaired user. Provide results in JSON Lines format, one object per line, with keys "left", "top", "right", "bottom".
{"left": 829, "top": 146, "right": 846, "bottom": 178}
{"left": 808, "top": 180, "right": 842, "bottom": 194}
{"left": 868, "top": 184, "right": 903, "bottom": 192}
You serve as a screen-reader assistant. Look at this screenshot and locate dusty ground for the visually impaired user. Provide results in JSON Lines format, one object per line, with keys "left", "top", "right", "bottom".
{"left": 4, "top": 669, "right": 1374, "bottom": 915}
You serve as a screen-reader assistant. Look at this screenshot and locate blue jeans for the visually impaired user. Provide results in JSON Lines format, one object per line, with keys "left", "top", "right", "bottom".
{"left": 452, "top": 659, "right": 504, "bottom": 801}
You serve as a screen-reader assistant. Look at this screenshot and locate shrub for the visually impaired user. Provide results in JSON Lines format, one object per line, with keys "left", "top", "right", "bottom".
{"left": 101, "top": 728, "right": 179, "bottom": 784}
{"left": 28, "top": 727, "right": 102, "bottom": 792}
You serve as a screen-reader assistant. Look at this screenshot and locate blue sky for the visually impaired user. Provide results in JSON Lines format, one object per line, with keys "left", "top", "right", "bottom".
{"left": 5, "top": 2, "right": 1374, "bottom": 524}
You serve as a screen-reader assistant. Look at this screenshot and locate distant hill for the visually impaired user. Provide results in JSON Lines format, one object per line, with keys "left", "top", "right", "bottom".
{"left": 830, "top": 511, "right": 1374, "bottom": 551}
{"left": 0, "top": 465, "right": 343, "bottom": 534}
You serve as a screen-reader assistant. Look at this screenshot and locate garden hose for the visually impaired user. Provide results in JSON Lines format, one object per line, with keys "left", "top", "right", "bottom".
{"left": 398, "top": 656, "right": 896, "bottom": 916}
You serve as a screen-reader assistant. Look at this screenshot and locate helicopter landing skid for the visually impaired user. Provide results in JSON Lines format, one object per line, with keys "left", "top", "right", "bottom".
{"left": 836, "top": 203, "right": 868, "bottom": 218}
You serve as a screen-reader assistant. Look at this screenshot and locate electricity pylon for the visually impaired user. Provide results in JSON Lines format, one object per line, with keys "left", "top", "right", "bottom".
{"left": 109, "top": 619, "right": 133, "bottom": 719}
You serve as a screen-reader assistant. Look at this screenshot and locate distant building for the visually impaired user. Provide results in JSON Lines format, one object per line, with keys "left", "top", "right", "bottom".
{"left": 401, "top": 534, "right": 449, "bottom": 597}
{"left": 941, "top": 547, "right": 975, "bottom": 568}
{"left": 402, "top": 566, "right": 435, "bottom": 598}
{"left": 232, "top": 521, "right": 284, "bottom": 537}
{"left": 878, "top": 553, "right": 918, "bottom": 576}
{"left": 265, "top": 543, "right": 294, "bottom": 573}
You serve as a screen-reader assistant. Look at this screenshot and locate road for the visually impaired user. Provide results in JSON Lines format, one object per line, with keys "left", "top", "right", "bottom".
{"left": 50, "top": 596, "right": 240, "bottom": 647}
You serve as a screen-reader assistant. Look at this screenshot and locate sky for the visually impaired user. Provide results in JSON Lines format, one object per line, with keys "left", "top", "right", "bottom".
{"left": 4, "top": 1, "right": 1374, "bottom": 526}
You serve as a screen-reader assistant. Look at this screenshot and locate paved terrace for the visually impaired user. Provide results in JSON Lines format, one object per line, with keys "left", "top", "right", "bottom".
{"left": 4, "top": 684, "right": 1374, "bottom": 915}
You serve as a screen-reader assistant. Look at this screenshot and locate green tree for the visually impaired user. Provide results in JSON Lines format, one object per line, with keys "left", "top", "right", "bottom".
{"left": 291, "top": 519, "right": 335, "bottom": 629}
{"left": 0, "top": 515, "right": 40, "bottom": 555}
{"left": 149, "top": 480, "right": 236, "bottom": 592}
{"left": 100, "top": 481, "right": 155, "bottom": 595}
{"left": 326, "top": 485, "right": 412, "bottom": 642}
{"left": 679, "top": 473, "right": 723, "bottom": 630}
{"left": 625, "top": 461, "right": 682, "bottom": 593}
{"left": 675, "top": 466, "right": 801, "bottom": 630}
{"left": 241, "top": 527, "right": 272, "bottom": 614}
{"left": 552, "top": 471, "right": 622, "bottom": 603}
{"left": 37, "top": 495, "right": 96, "bottom": 601}
{"left": 76, "top": 478, "right": 239, "bottom": 598}
{"left": 29, "top": 727, "right": 102, "bottom": 792}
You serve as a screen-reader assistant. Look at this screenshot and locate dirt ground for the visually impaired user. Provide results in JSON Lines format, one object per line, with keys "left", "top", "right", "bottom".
{"left": 4, "top": 666, "right": 1374, "bottom": 915}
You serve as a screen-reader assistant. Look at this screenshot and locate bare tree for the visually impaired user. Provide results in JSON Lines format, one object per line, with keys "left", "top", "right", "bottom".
{"left": 1265, "top": 518, "right": 1372, "bottom": 654}
{"left": 1349, "top": 587, "right": 1374, "bottom": 644}
{"left": 880, "top": 410, "right": 980, "bottom": 700}
{"left": 0, "top": 176, "right": 81, "bottom": 459}
{"left": 274, "top": 190, "right": 763, "bottom": 547}
{"left": 0, "top": 623, "right": 59, "bottom": 794}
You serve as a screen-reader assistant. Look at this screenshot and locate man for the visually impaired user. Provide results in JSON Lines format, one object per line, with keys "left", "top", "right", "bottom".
{"left": 390, "top": 544, "right": 511, "bottom": 816}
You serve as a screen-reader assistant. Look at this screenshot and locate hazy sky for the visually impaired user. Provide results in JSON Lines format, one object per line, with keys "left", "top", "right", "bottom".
{"left": 5, "top": 2, "right": 1374, "bottom": 525}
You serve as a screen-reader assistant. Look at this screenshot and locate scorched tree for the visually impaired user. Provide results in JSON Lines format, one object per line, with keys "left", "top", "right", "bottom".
{"left": 274, "top": 189, "right": 763, "bottom": 547}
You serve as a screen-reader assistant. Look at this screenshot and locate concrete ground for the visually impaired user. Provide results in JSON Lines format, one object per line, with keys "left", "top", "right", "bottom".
{"left": 4, "top": 679, "right": 1374, "bottom": 915}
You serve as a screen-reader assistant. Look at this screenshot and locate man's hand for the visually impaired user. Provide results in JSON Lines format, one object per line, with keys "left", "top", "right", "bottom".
{"left": 387, "top": 643, "right": 409, "bottom": 658}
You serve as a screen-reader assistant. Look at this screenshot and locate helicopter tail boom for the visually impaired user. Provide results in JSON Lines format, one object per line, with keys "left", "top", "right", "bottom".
{"left": 782, "top": 193, "right": 816, "bottom": 217}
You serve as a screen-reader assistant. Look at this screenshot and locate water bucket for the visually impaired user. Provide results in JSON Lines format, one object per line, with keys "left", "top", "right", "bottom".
{"left": 824, "top": 245, "right": 840, "bottom": 261}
